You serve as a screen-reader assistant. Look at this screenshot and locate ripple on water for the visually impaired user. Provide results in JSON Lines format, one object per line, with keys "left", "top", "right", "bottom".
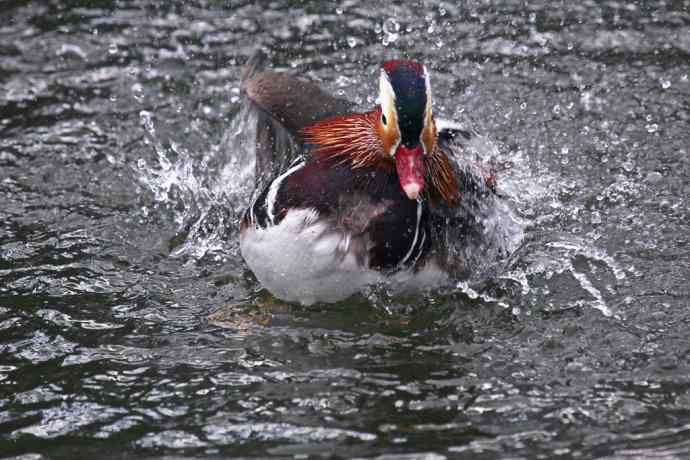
{"left": 13, "top": 402, "right": 125, "bottom": 439}
{"left": 137, "top": 429, "right": 208, "bottom": 449}
{"left": 1, "top": 0, "right": 689, "bottom": 459}
{"left": 5, "top": 332, "right": 78, "bottom": 364}
{"left": 203, "top": 422, "right": 377, "bottom": 445}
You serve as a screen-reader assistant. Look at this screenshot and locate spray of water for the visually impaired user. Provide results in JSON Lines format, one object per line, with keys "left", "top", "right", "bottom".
{"left": 134, "top": 95, "right": 624, "bottom": 318}
{"left": 135, "top": 105, "right": 257, "bottom": 260}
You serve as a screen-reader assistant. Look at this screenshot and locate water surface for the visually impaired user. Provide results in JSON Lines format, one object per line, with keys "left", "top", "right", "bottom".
{"left": 1, "top": 1, "right": 689, "bottom": 458}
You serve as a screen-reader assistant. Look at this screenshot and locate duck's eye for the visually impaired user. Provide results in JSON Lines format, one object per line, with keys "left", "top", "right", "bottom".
{"left": 381, "top": 113, "right": 387, "bottom": 126}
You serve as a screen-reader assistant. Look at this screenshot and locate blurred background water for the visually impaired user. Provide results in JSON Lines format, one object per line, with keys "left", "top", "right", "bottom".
{"left": 1, "top": 1, "right": 689, "bottom": 458}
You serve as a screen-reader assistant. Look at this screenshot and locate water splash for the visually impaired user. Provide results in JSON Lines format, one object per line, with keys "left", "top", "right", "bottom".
{"left": 436, "top": 117, "right": 626, "bottom": 319}
{"left": 133, "top": 91, "right": 624, "bottom": 322}
{"left": 382, "top": 18, "right": 401, "bottom": 46}
{"left": 135, "top": 105, "right": 258, "bottom": 260}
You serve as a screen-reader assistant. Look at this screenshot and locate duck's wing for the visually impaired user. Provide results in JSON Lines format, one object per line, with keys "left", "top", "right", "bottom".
{"left": 241, "top": 51, "right": 355, "bottom": 187}
{"left": 244, "top": 73, "right": 354, "bottom": 136}
{"left": 436, "top": 118, "right": 475, "bottom": 146}
{"left": 436, "top": 118, "right": 497, "bottom": 199}
{"left": 432, "top": 119, "right": 516, "bottom": 278}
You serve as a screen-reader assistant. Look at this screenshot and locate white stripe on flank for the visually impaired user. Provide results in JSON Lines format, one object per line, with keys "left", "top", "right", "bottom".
{"left": 423, "top": 66, "right": 433, "bottom": 146}
{"left": 265, "top": 161, "right": 306, "bottom": 225}
{"left": 398, "top": 199, "right": 423, "bottom": 267}
{"left": 248, "top": 195, "right": 256, "bottom": 225}
{"left": 411, "top": 230, "right": 426, "bottom": 267}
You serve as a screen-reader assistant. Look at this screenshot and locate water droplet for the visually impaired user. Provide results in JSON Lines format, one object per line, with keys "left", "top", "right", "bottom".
{"left": 645, "top": 171, "right": 663, "bottom": 184}
{"left": 139, "top": 110, "right": 155, "bottom": 135}
{"left": 131, "top": 83, "right": 144, "bottom": 102}
{"left": 346, "top": 36, "right": 357, "bottom": 48}
{"left": 335, "top": 7, "right": 343, "bottom": 15}
{"left": 645, "top": 123, "right": 659, "bottom": 133}
{"left": 336, "top": 75, "right": 352, "bottom": 88}
{"left": 520, "top": 102, "right": 527, "bottom": 110}
{"left": 382, "top": 18, "right": 400, "bottom": 46}
{"left": 552, "top": 104, "right": 561, "bottom": 114}
{"left": 659, "top": 78, "right": 671, "bottom": 89}
{"left": 456, "top": 281, "right": 479, "bottom": 300}
{"left": 591, "top": 211, "right": 602, "bottom": 224}
{"left": 580, "top": 91, "right": 592, "bottom": 110}
{"left": 108, "top": 43, "right": 118, "bottom": 54}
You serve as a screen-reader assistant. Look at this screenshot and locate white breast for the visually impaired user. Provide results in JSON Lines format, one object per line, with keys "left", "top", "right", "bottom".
{"left": 240, "top": 208, "right": 380, "bottom": 305}
{"left": 240, "top": 208, "right": 447, "bottom": 305}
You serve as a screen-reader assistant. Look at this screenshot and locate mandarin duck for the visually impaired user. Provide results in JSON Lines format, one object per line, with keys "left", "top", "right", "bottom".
{"left": 239, "top": 57, "right": 498, "bottom": 305}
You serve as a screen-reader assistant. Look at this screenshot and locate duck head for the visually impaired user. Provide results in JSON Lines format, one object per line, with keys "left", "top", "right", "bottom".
{"left": 301, "top": 60, "right": 459, "bottom": 204}
{"left": 377, "top": 60, "right": 436, "bottom": 200}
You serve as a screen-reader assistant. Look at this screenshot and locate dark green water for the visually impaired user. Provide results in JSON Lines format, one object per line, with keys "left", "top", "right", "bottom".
{"left": 1, "top": 1, "right": 689, "bottom": 458}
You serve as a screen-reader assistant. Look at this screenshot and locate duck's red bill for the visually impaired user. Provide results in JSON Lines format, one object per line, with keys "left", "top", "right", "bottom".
{"left": 395, "top": 145, "right": 425, "bottom": 200}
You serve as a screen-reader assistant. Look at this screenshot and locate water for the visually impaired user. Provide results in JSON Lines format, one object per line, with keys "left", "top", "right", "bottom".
{"left": 1, "top": 1, "right": 689, "bottom": 458}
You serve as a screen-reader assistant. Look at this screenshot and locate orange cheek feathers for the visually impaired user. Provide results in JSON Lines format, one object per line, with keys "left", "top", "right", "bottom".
{"left": 422, "top": 120, "right": 436, "bottom": 156}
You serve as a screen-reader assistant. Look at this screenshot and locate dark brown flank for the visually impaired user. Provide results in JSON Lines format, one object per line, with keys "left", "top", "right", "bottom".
{"left": 301, "top": 109, "right": 460, "bottom": 205}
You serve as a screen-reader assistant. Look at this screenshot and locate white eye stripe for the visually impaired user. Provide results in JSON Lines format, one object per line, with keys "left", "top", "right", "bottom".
{"left": 379, "top": 70, "right": 399, "bottom": 156}
{"left": 379, "top": 70, "right": 396, "bottom": 118}
{"left": 421, "top": 65, "right": 433, "bottom": 155}
{"left": 423, "top": 65, "right": 432, "bottom": 122}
